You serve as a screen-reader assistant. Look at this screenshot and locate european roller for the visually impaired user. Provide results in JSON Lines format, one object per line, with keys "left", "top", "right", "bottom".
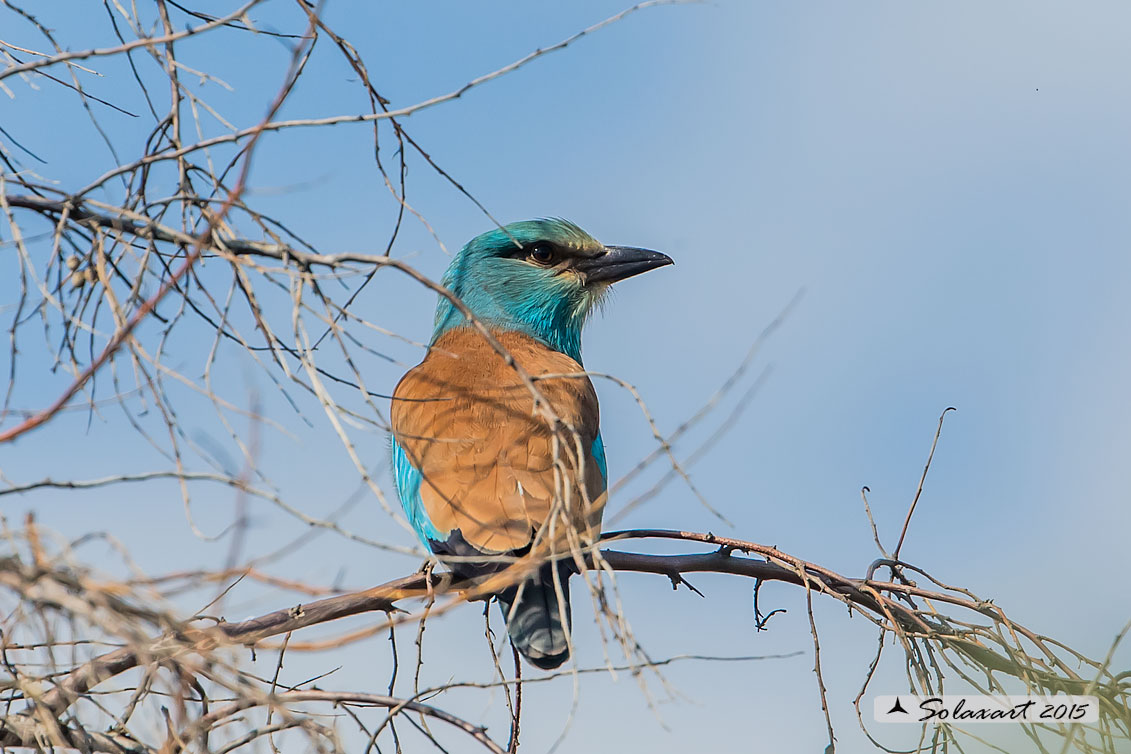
{"left": 391, "top": 219, "right": 671, "bottom": 669}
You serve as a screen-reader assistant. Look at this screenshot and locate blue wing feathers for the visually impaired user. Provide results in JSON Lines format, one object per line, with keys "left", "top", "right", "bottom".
{"left": 591, "top": 432, "right": 608, "bottom": 484}
{"left": 391, "top": 437, "right": 446, "bottom": 546}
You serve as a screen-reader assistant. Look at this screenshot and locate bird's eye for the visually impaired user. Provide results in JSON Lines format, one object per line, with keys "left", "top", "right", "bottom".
{"left": 527, "top": 243, "right": 556, "bottom": 266}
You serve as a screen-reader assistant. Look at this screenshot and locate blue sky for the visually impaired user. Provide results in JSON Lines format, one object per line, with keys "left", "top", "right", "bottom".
{"left": 2, "top": 1, "right": 1130, "bottom": 751}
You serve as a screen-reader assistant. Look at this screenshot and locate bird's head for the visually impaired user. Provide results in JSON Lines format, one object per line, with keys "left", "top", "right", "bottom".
{"left": 432, "top": 219, "right": 673, "bottom": 362}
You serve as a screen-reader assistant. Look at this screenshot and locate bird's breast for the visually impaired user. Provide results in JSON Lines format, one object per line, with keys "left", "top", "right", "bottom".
{"left": 391, "top": 328, "right": 605, "bottom": 554}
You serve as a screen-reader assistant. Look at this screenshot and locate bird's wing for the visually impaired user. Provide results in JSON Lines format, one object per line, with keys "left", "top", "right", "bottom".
{"left": 391, "top": 329, "right": 605, "bottom": 556}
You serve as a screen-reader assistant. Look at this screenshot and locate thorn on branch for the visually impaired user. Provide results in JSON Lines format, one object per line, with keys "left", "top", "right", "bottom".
{"left": 667, "top": 572, "right": 705, "bottom": 598}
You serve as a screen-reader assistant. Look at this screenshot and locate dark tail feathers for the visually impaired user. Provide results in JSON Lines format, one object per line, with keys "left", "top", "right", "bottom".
{"left": 497, "top": 563, "right": 573, "bottom": 670}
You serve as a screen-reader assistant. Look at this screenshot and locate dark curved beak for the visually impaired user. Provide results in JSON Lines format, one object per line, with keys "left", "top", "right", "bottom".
{"left": 577, "top": 245, "right": 674, "bottom": 284}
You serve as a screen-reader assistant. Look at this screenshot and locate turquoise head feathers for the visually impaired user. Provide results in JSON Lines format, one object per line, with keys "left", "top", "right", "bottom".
{"left": 432, "top": 218, "right": 672, "bottom": 363}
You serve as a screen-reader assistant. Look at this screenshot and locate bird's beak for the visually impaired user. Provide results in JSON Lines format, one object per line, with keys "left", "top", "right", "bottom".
{"left": 577, "top": 245, "right": 674, "bottom": 284}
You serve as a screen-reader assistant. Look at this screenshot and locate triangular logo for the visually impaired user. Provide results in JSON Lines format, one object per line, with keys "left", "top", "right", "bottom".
{"left": 887, "top": 698, "right": 909, "bottom": 714}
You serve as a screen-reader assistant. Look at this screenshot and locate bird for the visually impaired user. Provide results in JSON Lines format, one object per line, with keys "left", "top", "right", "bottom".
{"left": 390, "top": 218, "right": 672, "bottom": 669}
